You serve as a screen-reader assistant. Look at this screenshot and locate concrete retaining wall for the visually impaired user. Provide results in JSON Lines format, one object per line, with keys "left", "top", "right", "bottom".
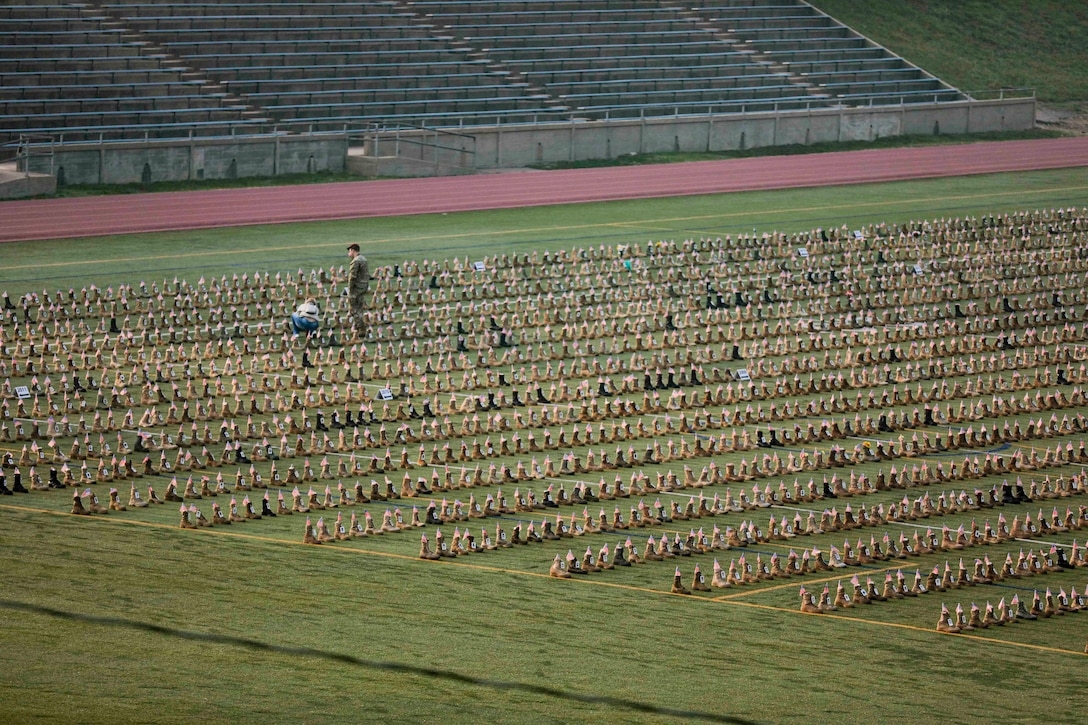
{"left": 463, "top": 97, "right": 1037, "bottom": 170}
{"left": 29, "top": 97, "right": 1034, "bottom": 185}
{"left": 362, "top": 97, "right": 1035, "bottom": 175}
{"left": 27, "top": 134, "right": 348, "bottom": 186}
{"left": 0, "top": 171, "right": 56, "bottom": 199}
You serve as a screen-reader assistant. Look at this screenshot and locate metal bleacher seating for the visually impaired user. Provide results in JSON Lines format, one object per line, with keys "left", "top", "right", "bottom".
{"left": 96, "top": 0, "right": 569, "bottom": 129}
{"left": 685, "top": 0, "right": 967, "bottom": 106}
{"left": 414, "top": 0, "right": 832, "bottom": 119}
{"left": 0, "top": 1, "right": 268, "bottom": 142}
{"left": 1, "top": 0, "right": 968, "bottom": 142}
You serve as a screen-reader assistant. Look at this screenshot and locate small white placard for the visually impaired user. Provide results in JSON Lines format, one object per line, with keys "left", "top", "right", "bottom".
{"left": 796, "top": 247, "right": 809, "bottom": 257}
{"left": 736, "top": 369, "right": 751, "bottom": 382}
{"left": 377, "top": 388, "right": 394, "bottom": 400}
{"left": 472, "top": 261, "right": 486, "bottom": 272}
{"left": 15, "top": 386, "right": 30, "bottom": 399}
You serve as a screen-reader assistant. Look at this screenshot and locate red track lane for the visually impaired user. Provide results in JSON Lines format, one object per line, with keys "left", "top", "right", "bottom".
{"left": 2, "top": 137, "right": 1088, "bottom": 243}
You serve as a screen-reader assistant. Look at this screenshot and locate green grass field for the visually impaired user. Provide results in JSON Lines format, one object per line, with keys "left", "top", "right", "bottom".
{"left": 3, "top": 167, "right": 1088, "bottom": 724}
{"left": 6, "top": 168, "right": 1088, "bottom": 295}
{"left": 811, "top": 0, "right": 1088, "bottom": 104}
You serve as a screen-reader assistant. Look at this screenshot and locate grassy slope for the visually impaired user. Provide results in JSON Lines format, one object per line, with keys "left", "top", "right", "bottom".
{"left": 3, "top": 169, "right": 1088, "bottom": 723}
{"left": 811, "top": 0, "right": 1088, "bottom": 103}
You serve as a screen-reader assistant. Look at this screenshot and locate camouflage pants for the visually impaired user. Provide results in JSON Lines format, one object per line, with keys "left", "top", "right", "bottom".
{"left": 349, "top": 293, "right": 368, "bottom": 336}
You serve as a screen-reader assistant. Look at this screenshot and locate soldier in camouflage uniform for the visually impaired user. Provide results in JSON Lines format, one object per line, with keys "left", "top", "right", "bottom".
{"left": 346, "top": 243, "right": 370, "bottom": 339}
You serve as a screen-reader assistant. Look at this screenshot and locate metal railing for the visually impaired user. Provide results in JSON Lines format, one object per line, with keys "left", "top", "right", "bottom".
{"left": 0, "top": 86, "right": 1036, "bottom": 151}
{"left": 959, "top": 86, "right": 1036, "bottom": 102}
{"left": 350, "top": 122, "right": 478, "bottom": 171}
{"left": 0, "top": 134, "right": 55, "bottom": 176}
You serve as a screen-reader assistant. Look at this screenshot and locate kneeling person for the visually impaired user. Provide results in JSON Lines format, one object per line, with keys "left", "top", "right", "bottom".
{"left": 291, "top": 298, "right": 321, "bottom": 337}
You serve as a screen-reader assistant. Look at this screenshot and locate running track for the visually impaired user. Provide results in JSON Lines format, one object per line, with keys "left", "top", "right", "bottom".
{"left": 2, "top": 137, "right": 1087, "bottom": 243}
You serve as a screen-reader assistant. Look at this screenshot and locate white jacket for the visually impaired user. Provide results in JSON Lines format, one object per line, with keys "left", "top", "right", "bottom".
{"left": 295, "top": 300, "right": 320, "bottom": 323}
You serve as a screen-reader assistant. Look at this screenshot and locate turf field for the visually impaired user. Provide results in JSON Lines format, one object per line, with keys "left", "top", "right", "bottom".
{"left": 2, "top": 167, "right": 1088, "bottom": 724}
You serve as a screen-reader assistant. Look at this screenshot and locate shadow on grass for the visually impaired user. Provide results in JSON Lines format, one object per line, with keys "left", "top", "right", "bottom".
{"left": 0, "top": 598, "right": 757, "bottom": 724}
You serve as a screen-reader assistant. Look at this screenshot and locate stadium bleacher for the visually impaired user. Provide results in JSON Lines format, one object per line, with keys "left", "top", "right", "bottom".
{"left": 685, "top": 0, "right": 966, "bottom": 107}
{"left": 0, "top": 0, "right": 967, "bottom": 143}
